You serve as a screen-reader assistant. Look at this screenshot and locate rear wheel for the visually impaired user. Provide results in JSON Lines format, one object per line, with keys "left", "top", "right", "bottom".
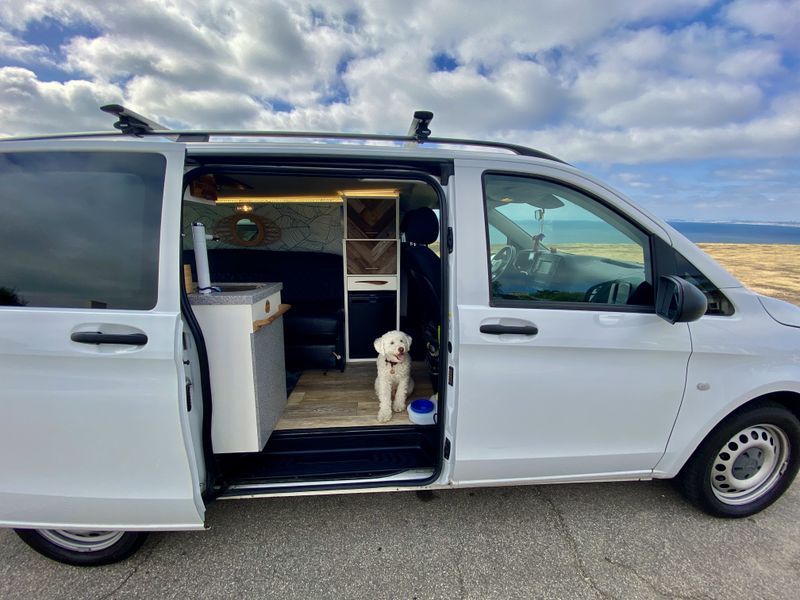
{"left": 677, "top": 402, "right": 800, "bottom": 517}
{"left": 14, "top": 528, "right": 147, "bottom": 566}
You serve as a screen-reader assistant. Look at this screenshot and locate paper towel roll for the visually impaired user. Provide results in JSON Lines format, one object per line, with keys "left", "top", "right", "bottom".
{"left": 191, "top": 222, "right": 212, "bottom": 294}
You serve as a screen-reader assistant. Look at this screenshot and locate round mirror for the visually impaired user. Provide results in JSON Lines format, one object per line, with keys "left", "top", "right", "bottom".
{"left": 235, "top": 218, "right": 260, "bottom": 242}
{"left": 215, "top": 213, "right": 279, "bottom": 247}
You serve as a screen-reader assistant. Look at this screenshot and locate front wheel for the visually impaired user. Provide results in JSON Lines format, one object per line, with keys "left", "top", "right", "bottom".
{"left": 14, "top": 528, "right": 148, "bottom": 566}
{"left": 677, "top": 402, "right": 800, "bottom": 518}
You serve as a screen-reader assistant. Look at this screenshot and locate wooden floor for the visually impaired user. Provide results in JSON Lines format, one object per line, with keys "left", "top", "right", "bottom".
{"left": 274, "top": 361, "right": 435, "bottom": 430}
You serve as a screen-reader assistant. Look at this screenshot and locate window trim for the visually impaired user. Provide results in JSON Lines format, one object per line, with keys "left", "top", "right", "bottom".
{"left": 481, "top": 170, "right": 657, "bottom": 313}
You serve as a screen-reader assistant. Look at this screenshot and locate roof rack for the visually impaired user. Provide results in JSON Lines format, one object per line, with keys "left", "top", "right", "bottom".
{"left": 100, "top": 104, "right": 168, "bottom": 135}
{"left": 2, "top": 106, "right": 566, "bottom": 164}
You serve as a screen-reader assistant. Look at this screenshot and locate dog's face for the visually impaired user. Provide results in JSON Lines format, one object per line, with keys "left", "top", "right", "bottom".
{"left": 374, "top": 330, "right": 412, "bottom": 362}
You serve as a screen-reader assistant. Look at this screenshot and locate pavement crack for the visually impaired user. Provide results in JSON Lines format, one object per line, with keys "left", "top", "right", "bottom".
{"left": 538, "top": 488, "right": 611, "bottom": 600}
{"left": 451, "top": 532, "right": 468, "bottom": 599}
{"left": 96, "top": 568, "right": 138, "bottom": 600}
{"left": 95, "top": 536, "right": 161, "bottom": 600}
{"left": 604, "top": 557, "right": 714, "bottom": 600}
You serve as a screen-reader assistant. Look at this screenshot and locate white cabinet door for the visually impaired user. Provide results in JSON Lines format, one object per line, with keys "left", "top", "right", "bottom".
{"left": 451, "top": 159, "right": 692, "bottom": 485}
{"left": 0, "top": 140, "right": 205, "bottom": 530}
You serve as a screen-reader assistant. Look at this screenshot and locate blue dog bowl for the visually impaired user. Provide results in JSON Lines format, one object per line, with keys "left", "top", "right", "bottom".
{"left": 409, "top": 399, "right": 434, "bottom": 413}
{"left": 408, "top": 398, "right": 436, "bottom": 425}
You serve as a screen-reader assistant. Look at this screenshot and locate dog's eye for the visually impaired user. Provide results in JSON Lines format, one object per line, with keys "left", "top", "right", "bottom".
{"left": 390, "top": 341, "right": 394, "bottom": 345}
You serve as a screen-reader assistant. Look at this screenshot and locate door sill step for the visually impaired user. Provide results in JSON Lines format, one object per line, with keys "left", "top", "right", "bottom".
{"left": 220, "top": 468, "right": 435, "bottom": 498}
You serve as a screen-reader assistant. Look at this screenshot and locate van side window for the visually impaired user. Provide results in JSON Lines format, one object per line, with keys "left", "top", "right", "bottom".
{"left": 0, "top": 152, "right": 165, "bottom": 310}
{"left": 483, "top": 173, "right": 653, "bottom": 308}
{"left": 673, "top": 252, "right": 735, "bottom": 316}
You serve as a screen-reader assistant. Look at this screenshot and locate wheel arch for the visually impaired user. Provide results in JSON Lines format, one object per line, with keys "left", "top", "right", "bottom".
{"left": 655, "top": 387, "right": 800, "bottom": 479}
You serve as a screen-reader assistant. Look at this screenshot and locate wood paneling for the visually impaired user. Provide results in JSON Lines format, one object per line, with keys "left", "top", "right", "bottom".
{"left": 346, "top": 240, "right": 397, "bottom": 274}
{"left": 274, "top": 362, "right": 435, "bottom": 430}
{"left": 346, "top": 197, "right": 397, "bottom": 239}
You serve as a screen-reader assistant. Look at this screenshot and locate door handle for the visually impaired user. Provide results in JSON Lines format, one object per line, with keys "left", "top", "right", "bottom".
{"left": 479, "top": 324, "right": 538, "bottom": 336}
{"left": 71, "top": 332, "right": 148, "bottom": 345}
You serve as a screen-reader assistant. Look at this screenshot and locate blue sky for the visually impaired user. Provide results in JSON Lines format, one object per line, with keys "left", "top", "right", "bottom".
{"left": 0, "top": 0, "right": 798, "bottom": 222}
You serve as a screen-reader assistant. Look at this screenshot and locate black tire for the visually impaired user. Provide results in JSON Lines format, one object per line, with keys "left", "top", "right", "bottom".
{"left": 14, "top": 529, "right": 148, "bottom": 566}
{"left": 676, "top": 401, "right": 800, "bottom": 518}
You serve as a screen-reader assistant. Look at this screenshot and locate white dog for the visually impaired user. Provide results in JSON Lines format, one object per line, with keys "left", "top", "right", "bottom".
{"left": 374, "top": 330, "right": 415, "bottom": 423}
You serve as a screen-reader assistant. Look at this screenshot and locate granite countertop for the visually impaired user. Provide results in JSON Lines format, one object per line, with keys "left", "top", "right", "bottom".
{"left": 187, "top": 282, "right": 282, "bottom": 305}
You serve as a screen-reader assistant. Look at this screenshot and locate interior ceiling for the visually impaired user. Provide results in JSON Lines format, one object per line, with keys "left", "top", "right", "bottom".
{"left": 210, "top": 173, "right": 438, "bottom": 210}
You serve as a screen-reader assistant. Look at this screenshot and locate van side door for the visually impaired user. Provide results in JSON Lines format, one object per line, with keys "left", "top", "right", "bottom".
{"left": 451, "top": 159, "right": 692, "bottom": 485}
{"left": 0, "top": 140, "right": 205, "bottom": 530}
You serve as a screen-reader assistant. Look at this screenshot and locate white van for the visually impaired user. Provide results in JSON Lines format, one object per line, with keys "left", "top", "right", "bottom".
{"left": 1, "top": 107, "right": 799, "bottom": 566}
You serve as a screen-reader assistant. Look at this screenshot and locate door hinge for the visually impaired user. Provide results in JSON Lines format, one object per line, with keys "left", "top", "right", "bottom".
{"left": 447, "top": 227, "right": 454, "bottom": 254}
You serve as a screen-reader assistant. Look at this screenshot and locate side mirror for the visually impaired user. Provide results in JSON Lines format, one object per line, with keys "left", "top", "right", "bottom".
{"left": 656, "top": 276, "right": 707, "bottom": 324}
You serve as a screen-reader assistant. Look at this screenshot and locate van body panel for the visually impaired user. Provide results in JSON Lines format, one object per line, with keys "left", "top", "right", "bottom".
{"left": 450, "top": 158, "right": 692, "bottom": 483}
{"left": 0, "top": 140, "right": 205, "bottom": 529}
{"left": 654, "top": 288, "right": 800, "bottom": 477}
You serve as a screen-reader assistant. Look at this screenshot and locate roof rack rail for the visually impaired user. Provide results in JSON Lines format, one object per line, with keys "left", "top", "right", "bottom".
{"left": 100, "top": 104, "right": 168, "bottom": 135}
{"left": 1, "top": 106, "right": 566, "bottom": 164}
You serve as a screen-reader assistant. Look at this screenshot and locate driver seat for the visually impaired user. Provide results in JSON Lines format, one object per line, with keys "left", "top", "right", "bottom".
{"left": 400, "top": 208, "right": 441, "bottom": 369}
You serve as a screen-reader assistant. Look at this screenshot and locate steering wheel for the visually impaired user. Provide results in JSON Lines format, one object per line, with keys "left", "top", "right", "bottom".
{"left": 490, "top": 245, "right": 517, "bottom": 281}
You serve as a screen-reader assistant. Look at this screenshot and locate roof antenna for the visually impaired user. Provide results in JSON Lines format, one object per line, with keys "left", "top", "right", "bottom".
{"left": 406, "top": 110, "right": 433, "bottom": 144}
{"left": 100, "top": 104, "right": 168, "bottom": 136}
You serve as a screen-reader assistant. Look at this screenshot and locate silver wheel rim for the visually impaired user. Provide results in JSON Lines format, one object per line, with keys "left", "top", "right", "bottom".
{"left": 710, "top": 424, "right": 790, "bottom": 505}
{"left": 37, "top": 529, "right": 125, "bottom": 553}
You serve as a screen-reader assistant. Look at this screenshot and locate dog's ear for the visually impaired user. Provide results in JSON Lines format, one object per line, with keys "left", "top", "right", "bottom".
{"left": 373, "top": 337, "right": 383, "bottom": 355}
{"left": 404, "top": 334, "right": 412, "bottom": 350}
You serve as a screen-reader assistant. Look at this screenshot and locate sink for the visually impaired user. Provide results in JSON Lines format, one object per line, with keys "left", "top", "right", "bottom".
{"left": 213, "top": 283, "right": 263, "bottom": 292}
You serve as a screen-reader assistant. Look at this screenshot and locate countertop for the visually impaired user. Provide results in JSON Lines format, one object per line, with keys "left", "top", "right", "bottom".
{"left": 187, "top": 282, "right": 282, "bottom": 306}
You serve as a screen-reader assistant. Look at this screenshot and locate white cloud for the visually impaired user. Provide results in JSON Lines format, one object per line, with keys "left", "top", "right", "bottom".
{"left": 506, "top": 91, "right": 800, "bottom": 164}
{"left": 591, "top": 80, "right": 764, "bottom": 128}
{"left": 0, "top": 67, "right": 123, "bottom": 137}
{"left": 0, "top": 0, "right": 796, "bottom": 170}
{"left": 0, "top": 29, "right": 51, "bottom": 64}
{"left": 723, "top": 0, "right": 800, "bottom": 47}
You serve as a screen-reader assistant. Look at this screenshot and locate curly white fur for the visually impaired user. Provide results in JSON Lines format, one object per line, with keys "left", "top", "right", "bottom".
{"left": 373, "top": 330, "right": 415, "bottom": 423}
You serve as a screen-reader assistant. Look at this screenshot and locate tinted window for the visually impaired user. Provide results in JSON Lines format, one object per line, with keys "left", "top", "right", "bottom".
{"left": 0, "top": 152, "right": 165, "bottom": 310}
{"left": 484, "top": 174, "right": 653, "bottom": 307}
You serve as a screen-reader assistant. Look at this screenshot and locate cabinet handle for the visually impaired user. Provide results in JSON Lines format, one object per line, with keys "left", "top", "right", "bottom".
{"left": 253, "top": 303, "right": 292, "bottom": 332}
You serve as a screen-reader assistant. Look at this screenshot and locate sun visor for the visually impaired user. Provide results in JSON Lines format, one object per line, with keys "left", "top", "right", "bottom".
{"left": 485, "top": 176, "right": 565, "bottom": 209}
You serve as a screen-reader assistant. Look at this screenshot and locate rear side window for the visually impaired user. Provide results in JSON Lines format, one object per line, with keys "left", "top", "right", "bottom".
{"left": 0, "top": 152, "right": 165, "bottom": 310}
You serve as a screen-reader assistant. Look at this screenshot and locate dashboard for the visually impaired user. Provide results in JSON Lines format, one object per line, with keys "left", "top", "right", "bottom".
{"left": 495, "top": 249, "right": 650, "bottom": 305}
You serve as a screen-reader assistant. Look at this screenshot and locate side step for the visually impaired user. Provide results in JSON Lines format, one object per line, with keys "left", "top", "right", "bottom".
{"left": 216, "top": 426, "right": 438, "bottom": 486}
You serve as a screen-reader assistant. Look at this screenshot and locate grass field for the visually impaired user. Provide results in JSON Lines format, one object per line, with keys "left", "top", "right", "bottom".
{"left": 700, "top": 244, "right": 800, "bottom": 307}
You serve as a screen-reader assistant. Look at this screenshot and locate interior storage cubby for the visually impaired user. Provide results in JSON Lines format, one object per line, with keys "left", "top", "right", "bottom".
{"left": 345, "top": 240, "right": 398, "bottom": 275}
{"left": 343, "top": 194, "right": 400, "bottom": 360}
{"left": 348, "top": 291, "right": 397, "bottom": 358}
{"left": 346, "top": 196, "right": 396, "bottom": 239}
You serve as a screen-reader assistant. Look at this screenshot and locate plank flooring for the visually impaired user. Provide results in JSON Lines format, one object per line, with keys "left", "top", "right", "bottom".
{"left": 274, "top": 361, "right": 435, "bottom": 430}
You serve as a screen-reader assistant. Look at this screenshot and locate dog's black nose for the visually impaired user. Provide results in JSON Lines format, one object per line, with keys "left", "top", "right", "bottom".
{"left": 398, "top": 347, "right": 405, "bottom": 353}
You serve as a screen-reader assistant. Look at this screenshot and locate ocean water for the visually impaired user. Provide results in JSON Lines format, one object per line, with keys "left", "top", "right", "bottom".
{"left": 502, "top": 220, "right": 800, "bottom": 245}
{"left": 668, "top": 221, "right": 800, "bottom": 244}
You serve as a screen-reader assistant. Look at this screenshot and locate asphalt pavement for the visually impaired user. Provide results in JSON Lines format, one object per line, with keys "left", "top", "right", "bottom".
{"left": 2, "top": 479, "right": 799, "bottom": 599}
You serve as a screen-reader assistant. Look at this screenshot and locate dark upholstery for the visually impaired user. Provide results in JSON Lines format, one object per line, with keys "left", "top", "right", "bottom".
{"left": 400, "top": 209, "right": 441, "bottom": 373}
{"left": 401, "top": 208, "right": 441, "bottom": 326}
{"left": 402, "top": 206, "right": 439, "bottom": 245}
{"left": 183, "top": 249, "right": 344, "bottom": 370}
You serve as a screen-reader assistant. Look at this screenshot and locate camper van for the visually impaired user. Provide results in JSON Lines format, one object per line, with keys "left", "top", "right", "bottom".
{"left": 1, "top": 107, "right": 799, "bottom": 566}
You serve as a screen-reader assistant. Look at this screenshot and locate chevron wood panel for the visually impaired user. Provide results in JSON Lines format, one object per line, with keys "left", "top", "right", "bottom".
{"left": 346, "top": 197, "right": 397, "bottom": 239}
{"left": 346, "top": 240, "right": 397, "bottom": 274}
